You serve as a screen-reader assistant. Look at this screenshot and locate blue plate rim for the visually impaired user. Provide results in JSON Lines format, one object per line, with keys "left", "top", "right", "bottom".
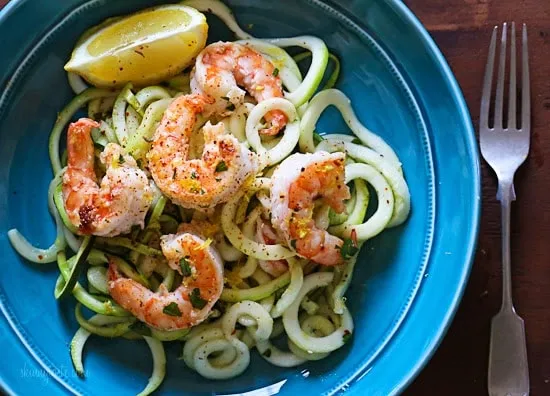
{"left": 385, "top": 0, "right": 481, "bottom": 393}
{"left": 0, "top": 0, "right": 481, "bottom": 394}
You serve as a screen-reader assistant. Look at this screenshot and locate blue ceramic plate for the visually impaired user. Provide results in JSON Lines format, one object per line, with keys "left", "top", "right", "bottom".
{"left": 0, "top": 0, "right": 480, "bottom": 394}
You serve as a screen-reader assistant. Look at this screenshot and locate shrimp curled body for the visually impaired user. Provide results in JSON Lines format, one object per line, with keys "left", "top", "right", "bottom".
{"left": 62, "top": 118, "right": 153, "bottom": 236}
{"left": 191, "top": 41, "right": 287, "bottom": 135}
{"left": 270, "top": 152, "right": 351, "bottom": 266}
{"left": 147, "top": 94, "right": 258, "bottom": 210}
{"left": 108, "top": 231, "right": 224, "bottom": 330}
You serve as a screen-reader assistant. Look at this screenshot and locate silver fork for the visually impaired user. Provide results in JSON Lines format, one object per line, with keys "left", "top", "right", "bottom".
{"left": 480, "top": 22, "right": 530, "bottom": 396}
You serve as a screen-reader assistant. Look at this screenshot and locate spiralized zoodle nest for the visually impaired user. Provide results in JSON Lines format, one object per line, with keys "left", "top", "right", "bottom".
{"left": 7, "top": 0, "right": 411, "bottom": 393}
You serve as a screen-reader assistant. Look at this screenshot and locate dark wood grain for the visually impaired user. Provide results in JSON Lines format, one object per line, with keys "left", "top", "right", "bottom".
{"left": 404, "top": 1, "right": 550, "bottom": 395}
{"left": 1, "top": 0, "right": 549, "bottom": 394}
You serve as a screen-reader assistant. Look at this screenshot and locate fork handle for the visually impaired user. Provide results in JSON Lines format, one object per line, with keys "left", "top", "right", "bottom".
{"left": 497, "top": 179, "right": 514, "bottom": 312}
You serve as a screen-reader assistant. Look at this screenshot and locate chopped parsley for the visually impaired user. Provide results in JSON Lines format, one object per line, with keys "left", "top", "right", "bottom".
{"left": 290, "top": 239, "right": 297, "bottom": 249}
{"left": 351, "top": 138, "right": 362, "bottom": 144}
{"left": 180, "top": 257, "right": 192, "bottom": 277}
{"left": 189, "top": 288, "right": 207, "bottom": 309}
{"left": 262, "top": 348, "right": 272, "bottom": 358}
{"left": 118, "top": 154, "right": 125, "bottom": 164}
{"left": 339, "top": 238, "right": 359, "bottom": 259}
{"left": 163, "top": 302, "right": 182, "bottom": 317}
{"left": 226, "top": 103, "right": 236, "bottom": 111}
{"left": 190, "top": 171, "right": 198, "bottom": 180}
{"left": 272, "top": 68, "right": 279, "bottom": 77}
{"left": 215, "top": 161, "right": 228, "bottom": 172}
{"left": 221, "top": 96, "right": 230, "bottom": 101}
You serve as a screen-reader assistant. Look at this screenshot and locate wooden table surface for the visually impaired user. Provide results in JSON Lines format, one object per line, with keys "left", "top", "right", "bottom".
{"left": 1, "top": 0, "right": 548, "bottom": 395}
{"left": 404, "top": 1, "right": 550, "bottom": 395}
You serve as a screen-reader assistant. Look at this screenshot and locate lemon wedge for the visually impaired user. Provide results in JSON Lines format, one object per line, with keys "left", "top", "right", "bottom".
{"left": 65, "top": 5, "right": 208, "bottom": 87}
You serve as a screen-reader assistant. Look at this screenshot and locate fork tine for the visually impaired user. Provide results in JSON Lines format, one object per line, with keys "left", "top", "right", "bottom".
{"left": 480, "top": 26, "right": 498, "bottom": 130}
{"left": 521, "top": 23, "right": 530, "bottom": 131}
{"left": 508, "top": 22, "right": 516, "bottom": 129}
{"left": 494, "top": 23, "right": 507, "bottom": 129}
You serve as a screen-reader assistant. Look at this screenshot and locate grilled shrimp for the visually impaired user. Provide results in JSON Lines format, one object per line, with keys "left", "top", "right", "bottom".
{"left": 62, "top": 118, "right": 152, "bottom": 236}
{"left": 108, "top": 231, "right": 224, "bottom": 330}
{"left": 191, "top": 41, "right": 287, "bottom": 135}
{"left": 270, "top": 152, "right": 350, "bottom": 266}
{"left": 147, "top": 93, "right": 258, "bottom": 210}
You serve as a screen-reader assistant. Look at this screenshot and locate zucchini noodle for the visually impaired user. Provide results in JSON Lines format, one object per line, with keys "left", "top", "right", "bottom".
{"left": 329, "top": 163, "right": 394, "bottom": 241}
{"left": 112, "top": 84, "right": 134, "bottom": 145}
{"left": 87, "top": 266, "right": 109, "bottom": 294}
{"left": 299, "top": 88, "right": 400, "bottom": 164}
{"left": 221, "top": 271, "right": 290, "bottom": 303}
{"left": 138, "top": 337, "right": 166, "bottom": 396}
{"left": 49, "top": 88, "right": 117, "bottom": 174}
{"left": 264, "top": 37, "right": 328, "bottom": 107}
{"left": 7, "top": 168, "right": 67, "bottom": 263}
{"left": 222, "top": 301, "right": 273, "bottom": 341}
{"left": 270, "top": 257, "right": 304, "bottom": 318}
{"left": 67, "top": 72, "right": 88, "bottom": 95}
{"left": 318, "top": 136, "right": 411, "bottom": 227}
{"left": 246, "top": 98, "right": 300, "bottom": 167}
{"left": 283, "top": 273, "right": 354, "bottom": 353}
{"left": 294, "top": 51, "right": 341, "bottom": 90}
{"left": 124, "top": 98, "right": 172, "bottom": 159}
{"left": 10, "top": 1, "right": 412, "bottom": 386}
{"left": 221, "top": 189, "right": 294, "bottom": 261}
{"left": 256, "top": 339, "right": 306, "bottom": 367}
{"left": 70, "top": 313, "right": 132, "bottom": 377}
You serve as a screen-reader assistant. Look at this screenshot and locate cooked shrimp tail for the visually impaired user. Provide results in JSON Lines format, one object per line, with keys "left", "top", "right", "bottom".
{"left": 270, "top": 151, "right": 350, "bottom": 265}
{"left": 108, "top": 231, "right": 224, "bottom": 330}
{"left": 62, "top": 118, "right": 153, "bottom": 236}
{"left": 192, "top": 41, "right": 287, "bottom": 135}
{"left": 147, "top": 94, "right": 258, "bottom": 210}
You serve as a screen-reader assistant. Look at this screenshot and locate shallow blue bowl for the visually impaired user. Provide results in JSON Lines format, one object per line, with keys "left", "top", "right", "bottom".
{"left": 0, "top": 0, "right": 480, "bottom": 394}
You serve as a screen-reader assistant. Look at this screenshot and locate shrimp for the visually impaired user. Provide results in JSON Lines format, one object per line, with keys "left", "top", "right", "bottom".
{"left": 108, "top": 231, "right": 224, "bottom": 331}
{"left": 256, "top": 219, "right": 289, "bottom": 277}
{"left": 270, "top": 152, "right": 351, "bottom": 266}
{"left": 62, "top": 118, "right": 153, "bottom": 236}
{"left": 147, "top": 94, "right": 258, "bottom": 211}
{"left": 191, "top": 41, "right": 287, "bottom": 136}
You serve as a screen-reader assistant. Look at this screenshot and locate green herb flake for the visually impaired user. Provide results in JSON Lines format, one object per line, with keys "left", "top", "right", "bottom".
{"left": 118, "top": 154, "right": 125, "bottom": 164}
{"left": 339, "top": 238, "right": 359, "bottom": 259}
{"left": 215, "top": 161, "right": 228, "bottom": 172}
{"left": 342, "top": 329, "right": 352, "bottom": 343}
{"left": 226, "top": 103, "right": 236, "bottom": 111}
{"left": 272, "top": 68, "right": 279, "bottom": 77}
{"left": 221, "top": 96, "right": 230, "bottom": 101}
{"left": 262, "top": 348, "right": 272, "bottom": 358}
{"left": 163, "top": 302, "right": 182, "bottom": 317}
{"left": 351, "top": 138, "right": 362, "bottom": 145}
{"left": 180, "top": 257, "right": 192, "bottom": 277}
{"left": 290, "top": 239, "right": 297, "bottom": 249}
{"left": 190, "top": 288, "right": 207, "bottom": 309}
{"left": 190, "top": 171, "right": 198, "bottom": 180}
